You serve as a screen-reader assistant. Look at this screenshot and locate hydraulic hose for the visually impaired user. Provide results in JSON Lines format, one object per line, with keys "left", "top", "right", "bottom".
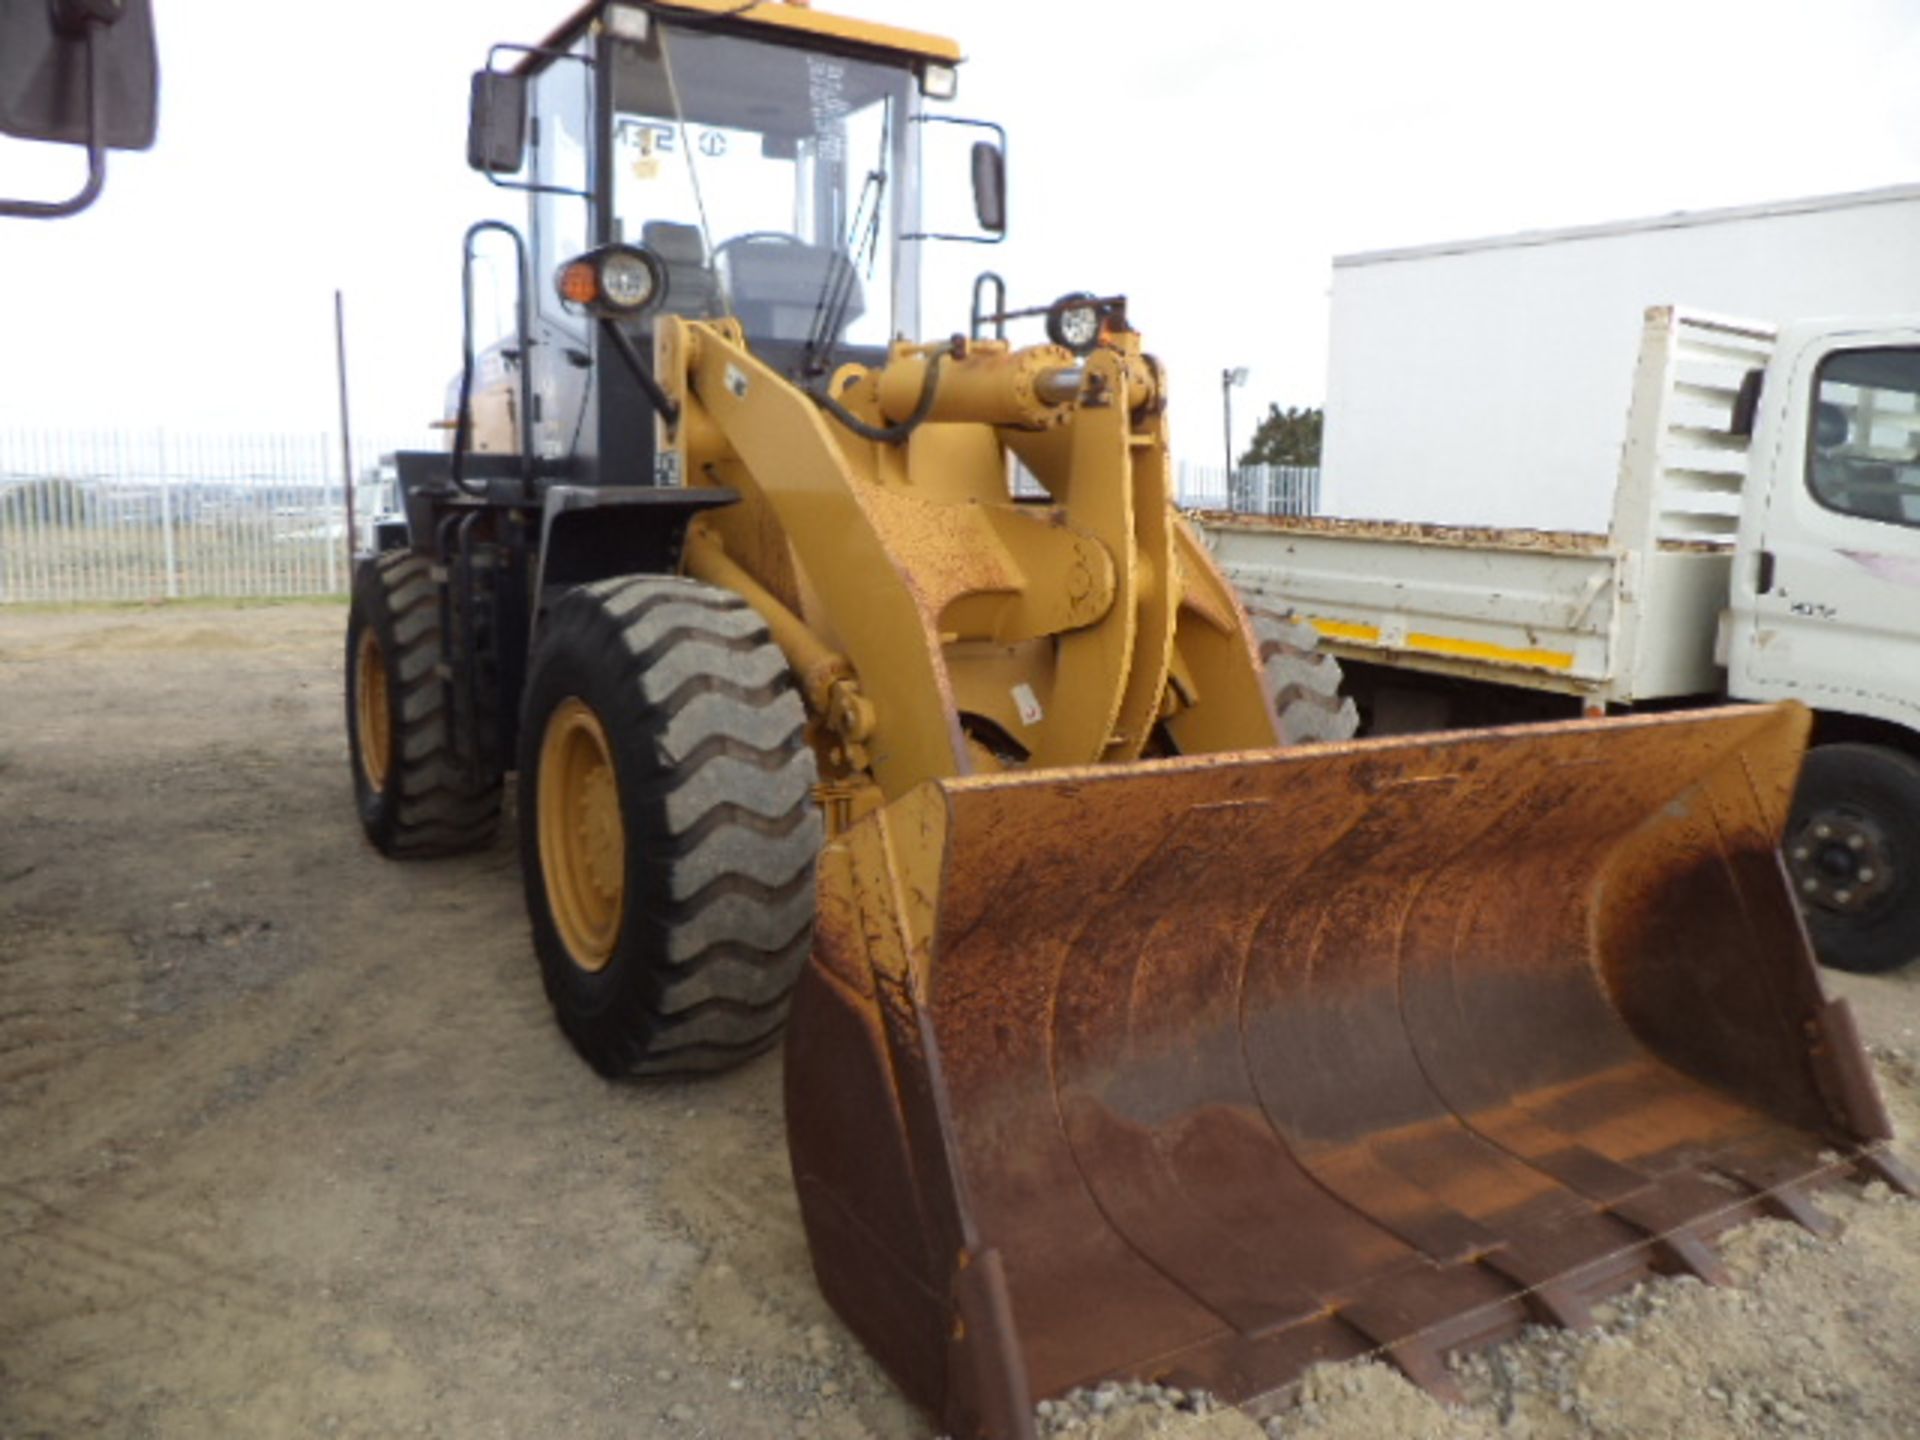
{"left": 812, "top": 352, "right": 945, "bottom": 444}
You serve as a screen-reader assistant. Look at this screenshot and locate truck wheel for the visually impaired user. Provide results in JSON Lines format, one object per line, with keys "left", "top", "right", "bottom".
{"left": 518, "top": 576, "right": 821, "bottom": 1076}
{"left": 1249, "top": 604, "right": 1360, "bottom": 744}
{"left": 1786, "top": 743, "right": 1920, "bottom": 974}
{"left": 346, "top": 552, "right": 502, "bottom": 857}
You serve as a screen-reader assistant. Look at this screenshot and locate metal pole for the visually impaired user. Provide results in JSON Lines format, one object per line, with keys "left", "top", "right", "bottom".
{"left": 335, "top": 289, "right": 357, "bottom": 584}
{"left": 1221, "top": 369, "right": 1233, "bottom": 486}
{"left": 322, "top": 432, "right": 338, "bottom": 594}
{"left": 1220, "top": 366, "right": 1250, "bottom": 507}
{"left": 158, "top": 427, "right": 178, "bottom": 599}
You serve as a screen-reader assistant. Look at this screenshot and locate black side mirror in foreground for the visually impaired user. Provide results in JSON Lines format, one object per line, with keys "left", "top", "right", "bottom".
{"left": 0, "top": 0, "right": 158, "bottom": 218}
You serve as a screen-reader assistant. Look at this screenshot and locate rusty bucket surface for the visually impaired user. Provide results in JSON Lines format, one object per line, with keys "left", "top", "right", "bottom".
{"left": 784, "top": 704, "right": 1907, "bottom": 1440}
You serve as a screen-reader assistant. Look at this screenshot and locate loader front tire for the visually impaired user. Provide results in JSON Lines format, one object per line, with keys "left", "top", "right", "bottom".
{"left": 346, "top": 552, "right": 502, "bottom": 857}
{"left": 1787, "top": 742, "right": 1920, "bottom": 974}
{"left": 1249, "top": 604, "right": 1360, "bottom": 745}
{"left": 518, "top": 576, "right": 821, "bottom": 1076}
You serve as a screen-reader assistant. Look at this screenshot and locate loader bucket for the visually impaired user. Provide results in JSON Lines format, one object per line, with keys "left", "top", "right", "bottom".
{"left": 785, "top": 703, "right": 1910, "bottom": 1440}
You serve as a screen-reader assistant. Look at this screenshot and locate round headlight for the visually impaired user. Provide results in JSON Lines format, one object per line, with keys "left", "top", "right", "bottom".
{"left": 1046, "top": 292, "right": 1102, "bottom": 354}
{"left": 554, "top": 244, "right": 666, "bottom": 319}
{"left": 600, "top": 249, "right": 658, "bottom": 311}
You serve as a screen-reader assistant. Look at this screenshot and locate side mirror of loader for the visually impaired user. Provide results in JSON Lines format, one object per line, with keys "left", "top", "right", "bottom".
{"left": 908, "top": 115, "right": 1006, "bottom": 244}
{"left": 467, "top": 70, "right": 529, "bottom": 175}
{"left": 971, "top": 140, "right": 1006, "bottom": 235}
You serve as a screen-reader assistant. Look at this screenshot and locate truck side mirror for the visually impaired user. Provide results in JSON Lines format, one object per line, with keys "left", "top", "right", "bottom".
{"left": 971, "top": 140, "right": 1006, "bottom": 235}
{"left": 1729, "top": 367, "right": 1764, "bottom": 438}
{"left": 0, "top": 0, "right": 157, "bottom": 217}
{"left": 468, "top": 71, "right": 528, "bottom": 175}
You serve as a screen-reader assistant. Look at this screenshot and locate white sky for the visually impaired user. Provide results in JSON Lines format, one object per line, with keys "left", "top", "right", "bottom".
{"left": 3, "top": 0, "right": 1919, "bottom": 465}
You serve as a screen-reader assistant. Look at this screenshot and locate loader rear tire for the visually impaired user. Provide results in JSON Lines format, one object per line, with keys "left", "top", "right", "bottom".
{"left": 518, "top": 576, "right": 821, "bottom": 1076}
{"left": 346, "top": 552, "right": 502, "bottom": 857}
{"left": 1248, "top": 604, "right": 1360, "bottom": 745}
{"left": 1787, "top": 742, "right": 1920, "bottom": 974}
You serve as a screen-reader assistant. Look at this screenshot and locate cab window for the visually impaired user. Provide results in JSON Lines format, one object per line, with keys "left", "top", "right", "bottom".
{"left": 1808, "top": 348, "right": 1920, "bottom": 528}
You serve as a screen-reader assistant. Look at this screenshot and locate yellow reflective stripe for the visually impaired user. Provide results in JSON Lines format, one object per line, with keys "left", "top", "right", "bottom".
{"left": 1308, "top": 617, "right": 1380, "bottom": 643}
{"left": 1407, "top": 632, "right": 1575, "bottom": 671}
{"left": 1309, "top": 616, "right": 1575, "bottom": 671}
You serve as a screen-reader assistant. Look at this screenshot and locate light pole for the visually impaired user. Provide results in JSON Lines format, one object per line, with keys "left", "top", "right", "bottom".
{"left": 1222, "top": 366, "right": 1249, "bottom": 496}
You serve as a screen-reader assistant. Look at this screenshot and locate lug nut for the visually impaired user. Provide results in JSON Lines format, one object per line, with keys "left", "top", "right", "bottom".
{"left": 1848, "top": 834, "right": 1866, "bottom": 851}
{"left": 1858, "top": 868, "right": 1876, "bottom": 884}
{"left": 1791, "top": 846, "right": 1811, "bottom": 861}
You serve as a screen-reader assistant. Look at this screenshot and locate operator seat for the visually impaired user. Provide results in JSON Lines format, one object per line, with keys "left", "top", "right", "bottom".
{"left": 1810, "top": 400, "right": 1904, "bottom": 522}
{"left": 642, "top": 221, "right": 721, "bottom": 320}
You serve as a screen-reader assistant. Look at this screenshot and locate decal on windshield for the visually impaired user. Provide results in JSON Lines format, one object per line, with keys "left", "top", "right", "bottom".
{"left": 807, "top": 55, "right": 849, "bottom": 162}
{"left": 618, "top": 118, "right": 733, "bottom": 179}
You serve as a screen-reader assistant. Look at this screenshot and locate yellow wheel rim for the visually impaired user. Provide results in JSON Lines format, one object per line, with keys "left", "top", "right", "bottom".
{"left": 355, "top": 626, "right": 392, "bottom": 790}
{"left": 538, "top": 697, "right": 626, "bottom": 972}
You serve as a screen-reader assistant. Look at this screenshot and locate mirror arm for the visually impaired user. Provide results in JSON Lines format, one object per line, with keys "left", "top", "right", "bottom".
{"left": 901, "top": 114, "right": 1008, "bottom": 246}
{"left": 0, "top": 22, "right": 109, "bottom": 220}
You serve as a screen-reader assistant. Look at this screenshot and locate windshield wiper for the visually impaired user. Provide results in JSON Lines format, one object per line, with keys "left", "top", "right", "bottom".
{"left": 802, "top": 117, "right": 889, "bottom": 379}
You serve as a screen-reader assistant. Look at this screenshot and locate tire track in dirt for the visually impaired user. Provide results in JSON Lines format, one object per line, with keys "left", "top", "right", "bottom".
{"left": 0, "top": 1182, "right": 288, "bottom": 1336}
{"left": 0, "top": 929, "right": 143, "bottom": 1090}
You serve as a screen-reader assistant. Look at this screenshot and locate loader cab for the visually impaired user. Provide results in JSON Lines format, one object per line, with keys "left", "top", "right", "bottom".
{"left": 469, "top": 1, "right": 987, "bottom": 487}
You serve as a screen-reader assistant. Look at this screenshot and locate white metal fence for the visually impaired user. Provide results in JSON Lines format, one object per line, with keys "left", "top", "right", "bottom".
{"left": 1175, "top": 462, "right": 1320, "bottom": 516}
{"left": 0, "top": 433, "right": 1318, "bottom": 606}
{"left": 0, "top": 430, "right": 419, "bottom": 604}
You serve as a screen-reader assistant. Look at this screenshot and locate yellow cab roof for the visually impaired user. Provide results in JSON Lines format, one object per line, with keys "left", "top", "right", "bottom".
{"left": 536, "top": 1, "right": 962, "bottom": 65}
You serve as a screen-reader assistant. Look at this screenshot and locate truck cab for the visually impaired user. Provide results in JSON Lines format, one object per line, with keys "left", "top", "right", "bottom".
{"left": 1728, "top": 320, "right": 1920, "bottom": 971}
{"left": 1730, "top": 319, "right": 1920, "bottom": 729}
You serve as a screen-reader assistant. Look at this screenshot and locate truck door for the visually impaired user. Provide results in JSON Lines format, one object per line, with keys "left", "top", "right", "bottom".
{"left": 1731, "top": 328, "right": 1920, "bottom": 730}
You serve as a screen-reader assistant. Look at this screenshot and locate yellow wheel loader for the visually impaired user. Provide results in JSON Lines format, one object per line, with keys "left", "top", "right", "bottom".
{"left": 343, "top": 3, "right": 1913, "bottom": 1435}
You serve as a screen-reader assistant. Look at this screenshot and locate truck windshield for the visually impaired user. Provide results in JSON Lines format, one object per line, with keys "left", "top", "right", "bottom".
{"left": 609, "top": 24, "right": 912, "bottom": 368}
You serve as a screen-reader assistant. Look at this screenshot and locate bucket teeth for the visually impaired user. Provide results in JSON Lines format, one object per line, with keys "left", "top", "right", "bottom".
{"left": 786, "top": 703, "right": 1899, "bottom": 1435}
{"left": 1856, "top": 1147, "right": 1920, "bottom": 1197}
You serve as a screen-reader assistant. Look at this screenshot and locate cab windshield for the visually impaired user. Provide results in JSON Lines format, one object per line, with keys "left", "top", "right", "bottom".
{"left": 609, "top": 24, "right": 914, "bottom": 370}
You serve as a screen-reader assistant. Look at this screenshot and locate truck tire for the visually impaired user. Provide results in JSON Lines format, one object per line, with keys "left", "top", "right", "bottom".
{"left": 518, "top": 576, "right": 821, "bottom": 1076}
{"left": 346, "top": 552, "right": 502, "bottom": 857}
{"left": 1248, "top": 604, "right": 1360, "bottom": 744}
{"left": 1786, "top": 742, "right": 1920, "bottom": 974}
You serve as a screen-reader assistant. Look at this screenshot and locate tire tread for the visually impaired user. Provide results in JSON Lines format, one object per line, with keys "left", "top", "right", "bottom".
{"left": 348, "top": 552, "right": 502, "bottom": 858}
{"left": 522, "top": 575, "right": 822, "bottom": 1076}
{"left": 1246, "top": 601, "right": 1360, "bottom": 745}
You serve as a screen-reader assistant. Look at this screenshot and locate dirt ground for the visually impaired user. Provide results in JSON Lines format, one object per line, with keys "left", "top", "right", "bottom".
{"left": 2, "top": 601, "right": 1916, "bottom": 1440}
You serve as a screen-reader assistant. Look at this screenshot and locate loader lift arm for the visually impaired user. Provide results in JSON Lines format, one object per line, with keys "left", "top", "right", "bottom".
{"left": 660, "top": 313, "right": 1282, "bottom": 819}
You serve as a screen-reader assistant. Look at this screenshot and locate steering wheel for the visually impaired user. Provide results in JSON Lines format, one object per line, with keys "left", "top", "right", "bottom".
{"left": 712, "top": 231, "right": 808, "bottom": 265}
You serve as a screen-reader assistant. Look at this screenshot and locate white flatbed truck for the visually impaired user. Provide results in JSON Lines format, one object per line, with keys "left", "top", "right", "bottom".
{"left": 1198, "top": 305, "right": 1920, "bottom": 973}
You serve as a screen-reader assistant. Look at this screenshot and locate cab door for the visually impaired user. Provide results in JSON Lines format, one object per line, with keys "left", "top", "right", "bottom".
{"left": 1730, "top": 324, "right": 1920, "bottom": 729}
